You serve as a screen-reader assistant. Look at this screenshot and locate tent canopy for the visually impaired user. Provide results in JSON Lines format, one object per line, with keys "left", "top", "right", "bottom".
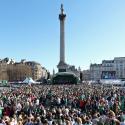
{"left": 23, "top": 77, "right": 35, "bottom": 84}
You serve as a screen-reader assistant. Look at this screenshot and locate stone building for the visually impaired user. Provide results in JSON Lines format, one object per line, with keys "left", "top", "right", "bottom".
{"left": 67, "top": 65, "right": 80, "bottom": 78}
{"left": 114, "top": 57, "right": 125, "bottom": 79}
{"left": 90, "top": 64, "right": 102, "bottom": 80}
{"left": 0, "top": 58, "right": 48, "bottom": 81}
{"left": 0, "top": 62, "right": 8, "bottom": 80}
{"left": 82, "top": 70, "right": 91, "bottom": 81}
{"left": 7, "top": 63, "right": 32, "bottom": 82}
{"left": 90, "top": 57, "right": 125, "bottom": 80}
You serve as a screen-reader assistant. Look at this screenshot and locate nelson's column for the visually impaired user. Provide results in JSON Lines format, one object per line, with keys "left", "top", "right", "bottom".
{"left": 57, "top": 4, "right": 68, "bottom": 72}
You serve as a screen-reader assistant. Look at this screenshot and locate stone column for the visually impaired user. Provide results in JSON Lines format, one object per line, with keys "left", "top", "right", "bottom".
{"left": 57, "top": 4, "right": 68, "bottom": 72}
{"left": 59, "top": 4, "right": 66, "bottom": 63}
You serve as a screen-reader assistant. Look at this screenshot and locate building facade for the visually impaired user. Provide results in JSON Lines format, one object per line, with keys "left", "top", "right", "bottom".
{"left": 82, "top": 70, "right": 91, "bottom": 81}
{"left": 67, "top": 65, "right": 80, "bottom": 78}
{"left": 0, "top": 58, "right": 48, "bottom": 81}
{"left": 90, "top": 64, "right": 102, "bottom": 80}
{"left": 90, "top": 57, "right": 125, "bottom": 80}
{"left": 114, "top": 57, "right": 125, "bottom": 79}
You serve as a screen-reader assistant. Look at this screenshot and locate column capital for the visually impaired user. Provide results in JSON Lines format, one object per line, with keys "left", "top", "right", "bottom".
{"left": 59, "top": 14, "right": 66, "bottom": 21}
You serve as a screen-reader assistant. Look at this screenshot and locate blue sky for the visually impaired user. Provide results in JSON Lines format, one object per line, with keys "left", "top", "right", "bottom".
{"left": 0, "top": 0, "right": 125, "bottom": 73}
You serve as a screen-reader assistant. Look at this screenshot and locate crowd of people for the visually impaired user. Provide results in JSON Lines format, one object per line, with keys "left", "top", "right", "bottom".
{"left": 0, "top": 83, "right": 125, "bottom": 125}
